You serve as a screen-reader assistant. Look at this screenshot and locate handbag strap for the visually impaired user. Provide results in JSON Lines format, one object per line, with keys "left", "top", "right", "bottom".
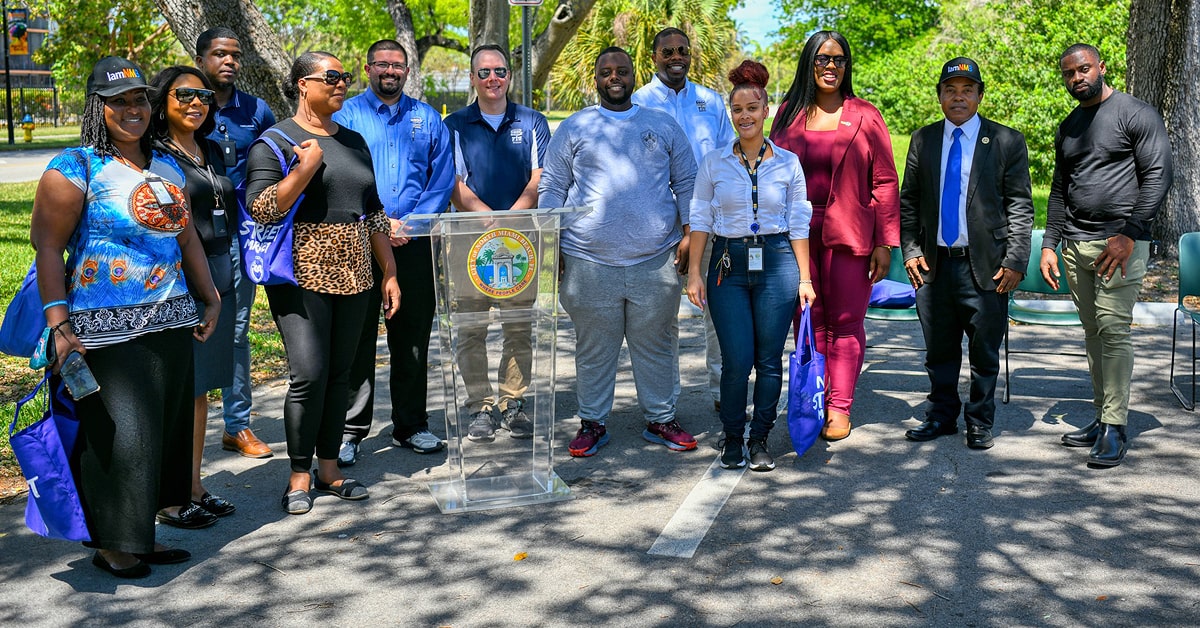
{"left": 8, "top": 371, "right": 49, "bottom": 437}
{"left": 795, "top": 306, "right": 817, "bottom": 353}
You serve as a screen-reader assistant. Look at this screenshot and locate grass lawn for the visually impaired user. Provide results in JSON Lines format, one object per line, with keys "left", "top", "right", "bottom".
{"left": 0, "top": 124, "right": 80, "bottom": 152}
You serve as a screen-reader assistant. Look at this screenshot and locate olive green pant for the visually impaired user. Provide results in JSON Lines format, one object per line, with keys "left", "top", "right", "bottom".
{"left": 1062, "top": 238, "right": 1149, "bottom": 426}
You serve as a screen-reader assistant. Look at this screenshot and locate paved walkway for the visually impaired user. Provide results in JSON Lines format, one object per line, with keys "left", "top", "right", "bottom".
{"left": 1, "top": 313, "right": 1198, "bottom": 626}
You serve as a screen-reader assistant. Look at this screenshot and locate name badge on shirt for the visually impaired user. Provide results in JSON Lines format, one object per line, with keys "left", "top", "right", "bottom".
{"left": 510, "top": 128, "right": 524, "bottom": 144}
{"left": 696, "top": 100, "right": 707, "bottom": 112}
{"left": 217, "top": 138, "right": 237, "bottom": 168}
{"left": 747, "top": 246, "right": 764, "bottom": 272}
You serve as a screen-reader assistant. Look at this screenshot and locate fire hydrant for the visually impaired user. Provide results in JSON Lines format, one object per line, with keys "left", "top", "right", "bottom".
{"left": 21, "top": 114, "right": 34, "bottom": 143}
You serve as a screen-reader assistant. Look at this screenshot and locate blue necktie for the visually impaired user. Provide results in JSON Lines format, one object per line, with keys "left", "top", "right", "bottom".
{"left": 941, "top": 128, "right": 963, "bottom": 246}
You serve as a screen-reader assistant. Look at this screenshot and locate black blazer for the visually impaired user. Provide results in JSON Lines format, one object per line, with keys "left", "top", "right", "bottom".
{"left": 899, "top": 115, "right": 1035, "bottom": 291}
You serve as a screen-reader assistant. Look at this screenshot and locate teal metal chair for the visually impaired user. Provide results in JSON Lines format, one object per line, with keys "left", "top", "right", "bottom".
{"left": 865, "top": 246, "right": 923, "bottom": 351}
{"left": 1003, "top": 229, "right": 1083, "bottom": 403}
{"left": 1170, "top": 232, "right": 1200, "bottom": 411}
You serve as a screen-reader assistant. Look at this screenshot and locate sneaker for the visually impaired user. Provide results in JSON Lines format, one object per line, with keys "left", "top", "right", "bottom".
{"left": 337, "top": 440, "right": 359, "bottom": 467}
{"left": 747, "top": 438, "right": 775, "bottom": 471}
{"left": 719, "top": 435, "right": 745, "bottom": 469}
{"left": 502, "top": 404, "right": 533, "bottom": 439}
{"left": 393, "top": 430, "right": 446, "bottom": 454}
{"left": 466, "top": 410, "right": 497, "bottom": 442}
{"left": 568, "top": 420, "right": 609, "bottom": 457}
{"left": 642, "top": 419, "right": 698, "bottom": 451}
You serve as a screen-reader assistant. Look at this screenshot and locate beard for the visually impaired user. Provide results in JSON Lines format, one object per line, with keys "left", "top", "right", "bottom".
{"left": 372, "top": 75, "right": 403, "bottom": 97}
{"left": 598, "top": 85, "right": 631, "bottom": 108}
{"left": 1070, "top": 75, "right": 1104, "bottom": 102}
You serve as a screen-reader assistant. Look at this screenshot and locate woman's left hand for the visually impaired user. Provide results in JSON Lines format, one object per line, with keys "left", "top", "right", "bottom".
{"left": 193, "top": 296, "right": 221, "bottom": 342}
{"left": 381, "top": 276, "right": 401, "bottom": 319}
{"left": 868, "top": 246, "right": 892, "bottom": 284}
{"left": 797, "top": 282, "right": 817, "bottom": 311}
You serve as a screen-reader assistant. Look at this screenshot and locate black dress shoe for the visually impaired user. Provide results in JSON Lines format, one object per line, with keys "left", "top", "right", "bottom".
{"left": 133, "top": 548, "right": 191, "bottom": 564}
{"left": 966, "top": 425, "right": 994, "bottom": 449}
{"left": 1062, "top": 419, "right": 1101, "bottom": 447}
{"left": 905, "top": 419, "right": 958, "bottom": 442}
{"left": 92, "top": 552, "right": 151, "bottom": 579}
{"left": 1088, "top": 423, "right": 1127, "bottom": 467}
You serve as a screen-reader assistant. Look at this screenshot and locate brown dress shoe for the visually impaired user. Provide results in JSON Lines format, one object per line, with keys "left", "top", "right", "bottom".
{"left": 222, "top": 428, "right": 273, "bottom": 458}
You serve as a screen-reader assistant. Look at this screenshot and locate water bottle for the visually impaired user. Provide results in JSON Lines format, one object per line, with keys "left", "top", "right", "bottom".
{"left": 60, "top": 351, "right": 100, "bottom": 399}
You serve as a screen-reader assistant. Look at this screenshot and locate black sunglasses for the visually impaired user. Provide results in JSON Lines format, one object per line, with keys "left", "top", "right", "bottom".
{"left": 303, "top": 70, "right": 354, "bottom": 86}
{"left": 658, "top": 46, "right": 690, "bottom": 58}
{"left": 813, "top": 54, "right": 849, "bottom": 68}
{"left": 171, "top": 87, "right": 215, "bottom": 105}
{"left": 476, "top": 67, "right": 508, "bottom": 79}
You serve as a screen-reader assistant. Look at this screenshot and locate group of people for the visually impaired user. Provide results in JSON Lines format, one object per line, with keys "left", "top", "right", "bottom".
{"left": 29, "top": 23, "right": 1171, "bottom": 579}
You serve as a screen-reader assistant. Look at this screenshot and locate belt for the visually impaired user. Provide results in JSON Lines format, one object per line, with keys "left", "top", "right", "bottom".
{"left": 938, "top": 245, "right": 969, "bottom": 258}
{"left": 714, "top": 233, "right": 787, "bottom": 243}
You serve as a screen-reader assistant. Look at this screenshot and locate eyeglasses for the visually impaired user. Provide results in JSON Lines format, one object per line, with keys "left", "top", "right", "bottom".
{"left": 303, "top": 71, "right": 354, "bottom": 86}
{"left": 658, "top": 46, "right": 690, "bottom": 58}
{"left": 475, "top": 67, "right": 508, "bottom": 79}
{"left": 813, "top": 55, "right": 849, "bottom": 68}
{"left": 170, "top": 87, "right": 215, "bottom": 105}
{"left": 370, "top": 61, "right": 408, "bottom": 72}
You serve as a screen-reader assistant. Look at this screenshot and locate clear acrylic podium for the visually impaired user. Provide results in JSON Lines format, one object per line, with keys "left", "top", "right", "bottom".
{"left": 405, "top": 207, "right": 588, "bottom": 513}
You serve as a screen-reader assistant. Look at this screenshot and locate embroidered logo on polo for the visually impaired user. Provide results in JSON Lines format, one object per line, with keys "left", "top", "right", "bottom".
{"left": 130, "top": 179, "right": 188, "bottom": 232}
{"left": 467, "top": 228, "right": 536, "bottom": 298}
{"left": 510, "top": 128, "right": 524, "bottom": 144}
{"left": 696, "top": 100, "right": 706, "bottom": 112}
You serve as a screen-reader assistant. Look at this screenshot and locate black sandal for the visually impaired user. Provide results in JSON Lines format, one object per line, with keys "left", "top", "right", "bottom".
{"left": 155, "top": 502, "right": 218, "bottom": 529}
{"left": 193, "top": 492, "right": 236, "bottom": 517}
{"left": 312, "top": 471, "right": 369, "bottom": 501}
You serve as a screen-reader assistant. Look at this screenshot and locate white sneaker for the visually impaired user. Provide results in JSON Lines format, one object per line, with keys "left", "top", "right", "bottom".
{"left": 393, "top": 430, "right": 445, "bottom": 454}
{"left": 337, "top": 441, "right": 359, "bottom": 467}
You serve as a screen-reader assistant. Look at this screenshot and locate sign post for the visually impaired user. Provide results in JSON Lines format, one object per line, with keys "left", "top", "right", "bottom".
{"left": 508, "top": 0, "right": 543, "bottom": 107}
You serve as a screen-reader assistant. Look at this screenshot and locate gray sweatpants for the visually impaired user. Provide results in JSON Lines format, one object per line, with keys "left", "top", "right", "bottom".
{"left": 559, "top": 250, "right": 681, "bottom": 424}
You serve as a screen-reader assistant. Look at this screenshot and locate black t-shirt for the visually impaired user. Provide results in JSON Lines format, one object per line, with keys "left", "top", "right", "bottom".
{"left": 155, "top": 138, "right": 237, "bottom": 258}
{"left": 244, "top": 117, "right": 384, "bottom": 225}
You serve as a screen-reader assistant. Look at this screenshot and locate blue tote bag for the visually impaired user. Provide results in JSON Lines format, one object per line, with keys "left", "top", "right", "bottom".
{"left": 8, "top": 371, "right": 91, "bottom": 542}
{"left": 237, "top": 129, "right": 304, "bottom": 285}
{"left": 787, "top": 307, "right": 827, "bottom": 457}
{"left": 0, "top": 263, "right": 42, "bottom": 358}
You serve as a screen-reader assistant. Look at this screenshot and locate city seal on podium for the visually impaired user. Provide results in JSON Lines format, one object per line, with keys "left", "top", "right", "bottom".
{"left": 467, "top": 228, "right": 537, "bottom": 298}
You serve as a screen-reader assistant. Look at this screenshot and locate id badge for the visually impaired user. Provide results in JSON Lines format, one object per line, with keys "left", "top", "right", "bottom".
{"left": 211, "top": 209, "right": 229, "bottom": 238}
{"left": 218, "top": 138, "right": 238, "bottom": 168}
{"left": 147, "top": 179, "right": 179, "bottom": 207}
{"left": 747, "top": 246, "right": 764, "bottom": 272}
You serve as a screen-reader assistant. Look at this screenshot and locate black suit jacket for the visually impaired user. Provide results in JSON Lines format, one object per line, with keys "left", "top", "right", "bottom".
{"left": 899, "top": 115, "right": 1034, "bottom": 291}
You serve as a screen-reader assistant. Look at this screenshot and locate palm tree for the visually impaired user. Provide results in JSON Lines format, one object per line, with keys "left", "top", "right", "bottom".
{"left": 549, "top": 0, "right": 740, "bottom": 110}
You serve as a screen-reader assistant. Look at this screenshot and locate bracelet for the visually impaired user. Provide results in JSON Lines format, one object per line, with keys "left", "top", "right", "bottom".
{"left": 799, "top": 280, "right": 813, "bottom": 284}
{"left": 42, "top": 299, "right": 68, "bottom": 312}
{"left": 49, "top": 319, "right": 73, "bottom": 336}
{"left": 878, "top": 245, "right": 895, "bottom": 251}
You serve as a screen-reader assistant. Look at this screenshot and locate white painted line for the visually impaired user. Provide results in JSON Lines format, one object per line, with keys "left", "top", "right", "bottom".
{"left": 647, "top": 456, "right": 744, "bottom": 558}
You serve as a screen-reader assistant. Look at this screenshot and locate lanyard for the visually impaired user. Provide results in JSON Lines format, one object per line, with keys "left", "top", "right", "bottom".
{"left": 735, "top": 141, "right": 767, "bottom": 236}
{"left": 168, "top": 139, "right": 224, "bottom": 212}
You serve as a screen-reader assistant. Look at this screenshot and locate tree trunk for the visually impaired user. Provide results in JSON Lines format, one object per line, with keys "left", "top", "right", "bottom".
{"left": 153, "top": 0, "right": 293, "bottom": 116}
{"left": 385, "top": 0, "right": 425, "bottom": 100}
{"left": 1128, "top": 0, "right": 1200, "bottom": 254}
{"left": 470, "top": 0, "right": 510, "bottom": 53}
{"left": 511, "top": 0, "right": 598, "bottom": 106}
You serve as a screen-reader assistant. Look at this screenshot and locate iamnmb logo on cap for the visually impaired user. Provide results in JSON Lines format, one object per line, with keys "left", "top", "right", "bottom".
{"left": 107, "top": 68, "right": 141, "bottom": 81}
{"left": 947, "top": 62, "right": 973, "bottom": 73}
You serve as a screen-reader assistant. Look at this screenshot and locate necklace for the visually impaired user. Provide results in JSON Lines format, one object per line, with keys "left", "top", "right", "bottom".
{"left": 166, "top": 137, "right": 204, "bottom": 166}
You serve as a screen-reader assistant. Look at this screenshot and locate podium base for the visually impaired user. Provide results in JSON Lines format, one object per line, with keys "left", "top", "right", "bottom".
{"left": 429, "top": 471, "right": 573, "bottom": 514}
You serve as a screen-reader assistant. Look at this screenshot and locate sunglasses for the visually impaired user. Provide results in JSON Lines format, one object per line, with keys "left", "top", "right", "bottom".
{"left": 658, "top": 46, "right": 690, "bottom": 58}
{"left": 813, "top": 54, "right": 849, "bottom": 68}
{"left": 475, "top": 67, "right": 508, "bottom": 79}
{"left": 170, "top": 87, "right": 215, "bottom": 105}
{"left": 303, "top": 70, "right": 354, "bottom": 86}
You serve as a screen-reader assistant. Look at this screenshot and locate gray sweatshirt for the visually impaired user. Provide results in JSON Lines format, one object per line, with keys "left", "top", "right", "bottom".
{"left": 538, "top": 105, "right": 696, "bottom": 266}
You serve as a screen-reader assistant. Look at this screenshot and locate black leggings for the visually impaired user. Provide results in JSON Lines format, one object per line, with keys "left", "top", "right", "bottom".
{"left": 265, "top": 284, "right": 369, "bottom": 473}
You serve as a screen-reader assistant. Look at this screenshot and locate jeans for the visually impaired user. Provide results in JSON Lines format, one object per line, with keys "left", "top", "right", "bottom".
{"left": 1062, "top": 238, "right": 1149, "bottom": 426}
{"left": 707, "top": 233, "right": 799, "bottom": 438}
{"left": 220, "top": 237, "right": 255, "bottom": 434}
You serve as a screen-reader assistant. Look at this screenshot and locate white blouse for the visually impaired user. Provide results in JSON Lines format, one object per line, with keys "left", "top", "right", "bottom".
{"left": 688, "top": 139, "right": 812, "bottom": 240}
